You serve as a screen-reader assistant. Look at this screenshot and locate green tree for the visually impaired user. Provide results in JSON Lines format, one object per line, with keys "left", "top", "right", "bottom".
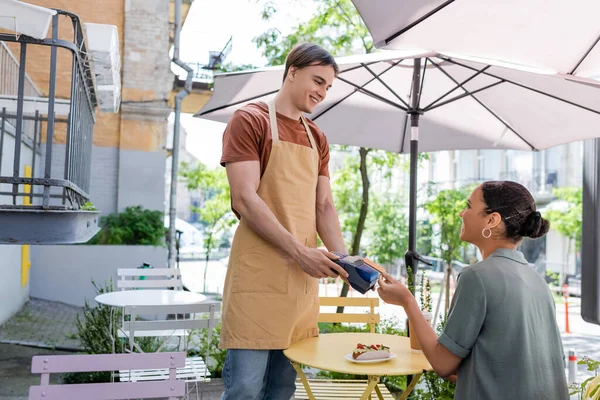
{"left": 254, "top": 0, "right": 372, "bottom": 66}
{"left": 544, "top": 186, "right": 582, "bottom": 285}
{"left": 180, "top": 162, "right": 236, "bottom": 293}
{"left": 366, "top": 193, "right": 409, "bottom": 267}
{"left": 423, "top": 185, "right": 473, "bottom": 315}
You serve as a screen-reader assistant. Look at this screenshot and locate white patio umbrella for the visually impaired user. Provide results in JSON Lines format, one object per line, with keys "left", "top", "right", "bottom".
{"left": 351, "top": 0, "right": 600, "bottom": 324}
{"left": 194, "top": 49, "right": 600, "bottom": 280}
{"left": 350, "top": 0, "right": 600, "bottom": 79}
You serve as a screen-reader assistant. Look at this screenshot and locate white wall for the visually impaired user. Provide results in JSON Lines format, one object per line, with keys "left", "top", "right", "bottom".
{"left": 0, "top": 245, "right": 29, "bottom": 325}
{"left": 30, "top": 245, "right": 168, "bottom": 306}
{"left": 0, "top": 120, "right": 36, "bottom": 325}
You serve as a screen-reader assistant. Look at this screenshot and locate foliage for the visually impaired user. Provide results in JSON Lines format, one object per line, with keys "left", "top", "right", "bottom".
{"left": 331, "top": 149, "right": 363, "bottom": 249}
{"left": 544, "top": 186, "right": 582, "bottom": 285}
{"left": 366, "top": 193, "right": 409, "bottom": 266}
{"left": 419, "top": 272, "right": 433, "bottom": 312}
{"left": 62, "top": 280, "right": 161, "bottom": 384}
{"left": 254, "top": 0, "right": 372, "bottom": 66}
{"left": 180, "top": 161, "right": 237, "bottom": 292}
{"left": 87, "top": 206, "right": 165, "bottom": 246}
{"left": 188, "top": 322, "right": 227, "bottom": 378}
{"left": 81, "top": 201, "right": 97, "bottom": 211}
{"left": 423, "top": 185, "right": 473, "bottom": 267}
{"left": 414, "top": 373, "right": 457, "bottom": 400}
{"left": 569, "top": 356, "right": 600, "bottom": 400}
{"left": 545, "top": 187, "right": 583, "bottom": 248}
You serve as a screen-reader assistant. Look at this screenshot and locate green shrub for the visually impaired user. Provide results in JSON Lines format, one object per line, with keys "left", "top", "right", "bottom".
{"left": 62, "top": 280, "right": 160, "bottom": 384}
{"left": 188, "top": 322, "right": 227, "bottom": 378}
{"left": 87, "top": 206, "right": 166, "bottom": 246}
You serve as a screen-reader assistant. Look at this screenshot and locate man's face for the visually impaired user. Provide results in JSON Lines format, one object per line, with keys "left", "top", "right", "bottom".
{"left": 287, "top": 64, "right": 335, "bottom": 114}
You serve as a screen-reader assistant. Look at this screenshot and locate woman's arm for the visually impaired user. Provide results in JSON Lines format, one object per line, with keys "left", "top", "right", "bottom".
{"left": 403, "top": 297, "right": 462, "bottom": 377}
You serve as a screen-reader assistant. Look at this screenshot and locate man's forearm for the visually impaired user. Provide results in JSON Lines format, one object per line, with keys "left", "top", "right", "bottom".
{"left": 235, "top": 191, "right": 303, "bottom": 260}
{"left": 316, "top": 200, "right": 347, "bottom": 253}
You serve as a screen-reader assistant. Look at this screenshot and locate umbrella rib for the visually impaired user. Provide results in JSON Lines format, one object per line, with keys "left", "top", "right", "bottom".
{"left": 425, "top": 81, "right": 504, "bottom": 111}
{"left": 339, "top": 60, "right": 382, "bottom": 74}
{"left": 417, "top": 58, "right": 428, "bottom": 109}
{"left": 570, "top": 32, "right": 600, "bottom": 75}
{"left": 442, "top": 56, "right": 600, "bottom": 116}
{"left": 313, "top": 61, "right": 401, "bottom": 120}
{"left": 360, "top": 61, "right": 410, "bottom": 108}
{"left": 199, "top": 89, "right": 279, "bottom": 115}
{"left": 384, "top": 0, "right": 456, "bottom": 46}
{"left": 423, "top": 65, "right": 491, "bottom": 110}
{"left": 336, "top": 76, "right": 407, "bottom": 111}
{"left": 429, "top": 58, "right": 537, "bottom": 150}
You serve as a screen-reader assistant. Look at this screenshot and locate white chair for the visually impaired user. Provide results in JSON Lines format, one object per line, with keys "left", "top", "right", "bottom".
{"left": 117, "top": 268, "right": 182, "bottom": 291}
{"left": 116, "top": 268, "right": 186, "bottom": 343}
{"left": 117, "top": 302, "right": 220, "bottom": 399}
{"left": 29, "top": 352, "right": 186, "bottom": 400}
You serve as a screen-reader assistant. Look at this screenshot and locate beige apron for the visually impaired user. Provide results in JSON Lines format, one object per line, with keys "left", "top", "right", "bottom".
{"left": 220, "top": 100, "right": 321, "bottom": 350}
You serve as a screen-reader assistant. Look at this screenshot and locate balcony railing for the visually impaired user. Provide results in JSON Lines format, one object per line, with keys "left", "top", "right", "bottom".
{"left": 0, "top": 9, "right": 99, "bottom": 244}
{"left": 0, "top": 10, "right": 97, "bottom": 211}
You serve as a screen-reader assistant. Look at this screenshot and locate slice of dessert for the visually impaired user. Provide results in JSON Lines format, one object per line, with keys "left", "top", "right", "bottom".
{"left": 352, "top": 343, "right": 391, "bottom": 360}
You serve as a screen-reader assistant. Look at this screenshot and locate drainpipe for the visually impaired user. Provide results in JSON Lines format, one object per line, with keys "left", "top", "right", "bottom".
{"left": 168, "top": 0, "right": 193, "bottom": 269}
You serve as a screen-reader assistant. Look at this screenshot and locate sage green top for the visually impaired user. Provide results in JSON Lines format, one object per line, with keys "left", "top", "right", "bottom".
{"left": 438, "top": 248, "right": 568, "bottom": 400}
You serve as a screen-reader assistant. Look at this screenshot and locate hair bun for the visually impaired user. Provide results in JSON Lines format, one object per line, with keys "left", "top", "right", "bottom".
{"left": 520, "top": 211, "right": 550, "bottom": 239}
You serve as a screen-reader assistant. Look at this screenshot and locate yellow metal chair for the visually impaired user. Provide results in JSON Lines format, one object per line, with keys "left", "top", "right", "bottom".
{"left": 294, "top": 296, "right": 394, "bottom": 400}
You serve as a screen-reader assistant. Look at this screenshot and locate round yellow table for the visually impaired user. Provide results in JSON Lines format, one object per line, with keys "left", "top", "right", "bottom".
{"left": 284, "top": 333, "right": 432, "bottom": 400}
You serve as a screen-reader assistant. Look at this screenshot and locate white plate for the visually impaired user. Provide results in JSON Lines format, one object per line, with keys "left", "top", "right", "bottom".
{"left": 344, "top": 352, "right": 397, "bottom": 364}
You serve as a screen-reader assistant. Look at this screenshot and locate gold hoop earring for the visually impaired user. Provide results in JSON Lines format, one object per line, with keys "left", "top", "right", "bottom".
{"left": 482, "top": 228, "right": 492, "bottom": 239}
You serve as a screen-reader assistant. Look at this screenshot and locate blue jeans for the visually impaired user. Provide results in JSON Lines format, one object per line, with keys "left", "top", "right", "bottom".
{"left": 220, "top": 349, "right": 297, "bottom": 400}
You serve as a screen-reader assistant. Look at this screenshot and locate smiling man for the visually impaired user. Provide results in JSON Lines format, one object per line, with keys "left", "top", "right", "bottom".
{"left": 219, "top": 43, "right": 349, "bottom": 400}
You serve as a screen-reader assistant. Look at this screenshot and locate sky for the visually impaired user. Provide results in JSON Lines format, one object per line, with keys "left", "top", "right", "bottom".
{"left": 175, "top": 0, "right": 316, "bottom": 166}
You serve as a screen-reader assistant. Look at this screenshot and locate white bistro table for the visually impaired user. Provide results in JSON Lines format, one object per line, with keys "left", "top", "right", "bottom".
{"left": 95, "top": 289, "right": 206, "bottom": 308}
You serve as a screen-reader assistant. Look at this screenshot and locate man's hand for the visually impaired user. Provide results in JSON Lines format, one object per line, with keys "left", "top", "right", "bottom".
{"left": 445, "top": 374, "right": 457, "bottom": 383}
{"left": 294, "top": 247, "right": 349, "bottom": 279}
{"left": 377, "top": 271, "right": 415, "bottom": 308}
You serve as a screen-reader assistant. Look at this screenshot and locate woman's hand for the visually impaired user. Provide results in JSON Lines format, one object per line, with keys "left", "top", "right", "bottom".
{"left": 377, "top": 272, "right": 416, "bottom": 308}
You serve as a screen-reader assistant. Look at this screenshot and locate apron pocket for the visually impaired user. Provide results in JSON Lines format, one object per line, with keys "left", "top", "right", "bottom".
{"left": 232, "top": 245, "right": 289, "bottom": 294}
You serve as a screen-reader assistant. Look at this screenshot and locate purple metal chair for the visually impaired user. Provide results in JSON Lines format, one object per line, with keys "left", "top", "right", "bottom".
{"left": 29, "top": 352, "right": 186, "bottom": 400}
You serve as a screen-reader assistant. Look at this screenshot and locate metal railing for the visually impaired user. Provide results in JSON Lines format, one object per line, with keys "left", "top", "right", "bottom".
{"left": 0, "top": 10, "right": 97, "bottom": 210}
{"left": 0, "top": 41, "right": 42, "bottom": 144}
{"left": 0, "top": 41, "right": 41, "bottom": 97}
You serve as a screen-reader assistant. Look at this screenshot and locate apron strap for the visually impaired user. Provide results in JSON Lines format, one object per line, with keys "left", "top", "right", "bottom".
{"left": 300, "top": 115, "right": 318, "bottom": 150}
{"left": 267, "top": 100, "right": 280, "bottom": 141}
{"left": 268, "top": 99, "right": 318, "bottom": 150}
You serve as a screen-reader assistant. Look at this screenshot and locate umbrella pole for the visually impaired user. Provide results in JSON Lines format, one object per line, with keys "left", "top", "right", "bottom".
{"left": 406, "top": 57, "right": 422, "bottom": 395}
{"left": 405, "top": 57, "right": 422, "bottom": 294}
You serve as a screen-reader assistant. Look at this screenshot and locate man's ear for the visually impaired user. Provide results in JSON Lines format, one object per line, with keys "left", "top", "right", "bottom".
{"left": 288, "top": 66, "right": 297, "bottom": 81}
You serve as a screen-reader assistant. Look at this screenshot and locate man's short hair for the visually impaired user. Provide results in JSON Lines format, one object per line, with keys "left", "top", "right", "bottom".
{"left": 283, "top": 43, "right": 339, "bottom": 82}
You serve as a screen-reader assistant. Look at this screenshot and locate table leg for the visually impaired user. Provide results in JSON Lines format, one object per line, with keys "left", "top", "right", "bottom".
{"left": 361, "top": 376, "right": 380, "bottom": 400}
{"left": 399, "top": 373, "right": 422, "bottom": 400}
{"left": 291, "top": 361, "right": 316, "bottom": 400}
{"left": 373, "top": 382, "right": 385, "bottom": 400}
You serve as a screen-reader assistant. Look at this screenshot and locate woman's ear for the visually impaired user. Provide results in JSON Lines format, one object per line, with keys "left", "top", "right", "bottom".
{"left": 488, "top": 212, "right": 502, "bottom": 229}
